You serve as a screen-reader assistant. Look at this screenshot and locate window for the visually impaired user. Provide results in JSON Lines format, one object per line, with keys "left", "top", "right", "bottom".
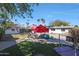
{"left": 61, "top": 28, "right": 65, "bottom": 31}
{"left": 12, "top": 29, "right": 15, "bottom": 31}
{"left": 51, "top": 28, "right": 55, "bottom": 31}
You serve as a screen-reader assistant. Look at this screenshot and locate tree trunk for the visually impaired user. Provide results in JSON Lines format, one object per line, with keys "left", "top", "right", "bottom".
{"left": 0, "top": 33, "right": 3, "bottom": 40}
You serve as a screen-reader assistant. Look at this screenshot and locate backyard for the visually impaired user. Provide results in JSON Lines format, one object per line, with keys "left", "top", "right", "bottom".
{"left": 0, "top": 3, "right": 79, "bottom": 56}
{"left": 0, "top": 41, "right": 60, "bottom": 56}
{"left": 11, "top": 33, "right": 29, "bottom": 40}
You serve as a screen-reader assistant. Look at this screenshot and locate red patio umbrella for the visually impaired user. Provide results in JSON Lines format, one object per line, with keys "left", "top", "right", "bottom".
{"left": 31, "top": 24, "right": 37, "bottom": 32}
{"left": 34, "top": 25, "right": 49, "bottom": 33}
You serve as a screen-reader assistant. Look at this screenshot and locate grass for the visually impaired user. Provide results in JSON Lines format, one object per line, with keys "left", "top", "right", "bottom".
{"left": 12, "top": 33, "right": 28, "bottom": 40}
{"left": 0, "top": 41, "right": 60, "bottom": 56}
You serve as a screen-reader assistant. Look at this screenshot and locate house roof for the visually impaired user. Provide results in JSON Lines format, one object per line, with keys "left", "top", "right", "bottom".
{"left": 49, "top": 26, "right": 74, "bottom": 29}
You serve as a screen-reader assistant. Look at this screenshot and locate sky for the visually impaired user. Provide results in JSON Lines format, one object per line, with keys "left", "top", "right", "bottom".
{"left": 12, "top": 3, "right": 79, "bottom": 26}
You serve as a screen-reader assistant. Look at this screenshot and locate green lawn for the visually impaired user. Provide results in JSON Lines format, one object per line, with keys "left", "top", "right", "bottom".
{"left": 0, "top": 41, "right": 60, "bottom": 56}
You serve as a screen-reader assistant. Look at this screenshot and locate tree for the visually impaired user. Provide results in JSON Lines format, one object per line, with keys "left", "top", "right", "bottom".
{"left": 1, "top": 20, "right": 15, "bottom": 29}
{"left": 0, "top": 13, "right": 8, "bottom": 23}
{"left": 69, "top": 28, "right": 79, "bottom": 56}
{"left": 74, "top": 25, "right": 78, "bottom": 28}
{"left": 0, "top": 13, "right": 8, "bottom": 18}
{"left": 0, "top": 3, "right": 38, "bottom": 30}
{"left": 26, "top": 22, "right": 29, "bottom": 26}
{"left": 0, "top": 28, "right": 5, "bottom": 40}
{"left": 0, "top": 3, "right": 38, "bottom": 20}
{"left": 37, "top": 18, "right": 45, "bottom": 24}
{"left": 49, "top": 20, "right": 70, "bottom": 26}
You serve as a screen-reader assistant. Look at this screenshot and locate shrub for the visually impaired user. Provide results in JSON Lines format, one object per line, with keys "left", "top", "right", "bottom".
{"left": 0, "top": 29, "right": 4, "bottom": 33}
{"left": 0, "top": 28, "right": 4, "bottom": 40}
{"left": 69, "top": 28, "right": 79, "bottom": 42}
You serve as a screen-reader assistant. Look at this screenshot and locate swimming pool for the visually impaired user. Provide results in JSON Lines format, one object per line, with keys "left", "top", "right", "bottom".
{"left": 39, "top": 34, "right": 53, "bottom": 39}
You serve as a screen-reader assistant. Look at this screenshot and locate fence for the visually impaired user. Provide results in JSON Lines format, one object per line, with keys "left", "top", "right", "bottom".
{"left": 49, "top": 33, "right": 67, "bottom": 40}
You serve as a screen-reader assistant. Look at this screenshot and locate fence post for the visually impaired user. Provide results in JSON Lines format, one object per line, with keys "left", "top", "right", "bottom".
{"left": 74, "top": 37, "right": 77, "bottom": 56}
{"left": 59, "top": 34, "right": 61, "bottom": 47}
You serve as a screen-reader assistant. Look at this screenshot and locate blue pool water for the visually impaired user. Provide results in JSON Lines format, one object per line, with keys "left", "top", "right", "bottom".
{"left": 39, "top": 34, "right": 53, "bottom": 39}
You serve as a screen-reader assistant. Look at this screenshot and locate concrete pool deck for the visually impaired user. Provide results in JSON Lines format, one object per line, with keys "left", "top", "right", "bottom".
{"left": 54, "top": 46, "right": 79, "bottom": 56}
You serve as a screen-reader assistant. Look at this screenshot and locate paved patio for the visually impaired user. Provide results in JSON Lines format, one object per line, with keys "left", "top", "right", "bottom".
{"left": 0, "top": 37, "right": 74, "bottom": 52}
{"left": 54, "top": 46, "right": 79, "bottom": 56}
{"left": 0, "top": 39, "right": 27, "bottom": 51}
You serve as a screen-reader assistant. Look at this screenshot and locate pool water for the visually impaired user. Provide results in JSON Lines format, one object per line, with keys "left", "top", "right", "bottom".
{"left": 39, "top": 34, "right": 53, "bottom": 39}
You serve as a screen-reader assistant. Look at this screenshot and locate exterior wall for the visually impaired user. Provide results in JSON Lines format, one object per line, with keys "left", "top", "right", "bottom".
{"left": 49, "top": 33, "right": 66, "bottom": 41}
{"left": 49, "top": 28, "right": 71, "bottom": 41}
{"left": 49, "top": 28, "right": 69, "bottom": 34}
{"left": 5, "top": 28, "right": 20, "bottom": 34}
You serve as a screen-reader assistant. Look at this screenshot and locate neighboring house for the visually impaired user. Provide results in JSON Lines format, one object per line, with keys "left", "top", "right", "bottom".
{"left": 48, "top": 26, "right": 74, "bottom": 41}
{"left": 5, "top": 25, "right": 20, "bottom": 34}
{"left": 49, "top": 26, "right": 74, "bottom": 34}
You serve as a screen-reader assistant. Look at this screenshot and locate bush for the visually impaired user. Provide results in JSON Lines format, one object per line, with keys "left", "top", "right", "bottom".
{"left": 0, "top": 29, "right": 4, "bottom": 33}
{"left": 0, "top": 28, "right": 4, "bottom": 40}
{"left": 69, "top": 28, "right": 79, "bottom": 49}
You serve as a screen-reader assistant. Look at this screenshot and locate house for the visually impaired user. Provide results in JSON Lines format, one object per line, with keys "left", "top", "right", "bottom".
{"left": 48, "top": 26, "right": 74, "bottom": 41}
{"left": 5, "top": 25, "right": 20, "bottom": 34}
{"left": 49, "top": 26, "right": 74, "bottom": 34}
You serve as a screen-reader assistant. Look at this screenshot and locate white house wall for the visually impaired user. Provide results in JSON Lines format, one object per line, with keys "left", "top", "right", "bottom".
{"left": 5, "top": 29, "right": 20, "bottom": 34}
{"left": 49, "top": 33, "right": 66, "bottom": 41}
{"left": 49, "top": 28, "right": 71, "bottom": 41}
{"left": 49, "top": 29, "right": 69, "bottom": 34}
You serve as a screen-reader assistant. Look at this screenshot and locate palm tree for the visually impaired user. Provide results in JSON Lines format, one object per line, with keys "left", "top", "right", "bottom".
{"left": 41, "top": 18, "right": 45, "bottom": 24}
{"left": 37, "top": 19, "right": 40, "bottom": 22}
{"left": 26, "top": 22, "right": 29, "bottom": 26}
{"left": 37, "top": 18, "right": 45, "bottom": 25}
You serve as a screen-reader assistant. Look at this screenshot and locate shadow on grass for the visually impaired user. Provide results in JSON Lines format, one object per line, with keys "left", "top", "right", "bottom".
{"left": 0, "top": 40, "right": 60, "bottom": 56}
{"left": 0, "top": 45, "right": 24, "bottom": 56}
{"left": 0, "top": 34, "right": 24, "bottom": 56}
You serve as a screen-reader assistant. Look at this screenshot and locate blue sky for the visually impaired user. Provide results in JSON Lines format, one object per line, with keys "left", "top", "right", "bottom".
{"left": 12, "top": 3, "right": 79, "bottom": 26}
